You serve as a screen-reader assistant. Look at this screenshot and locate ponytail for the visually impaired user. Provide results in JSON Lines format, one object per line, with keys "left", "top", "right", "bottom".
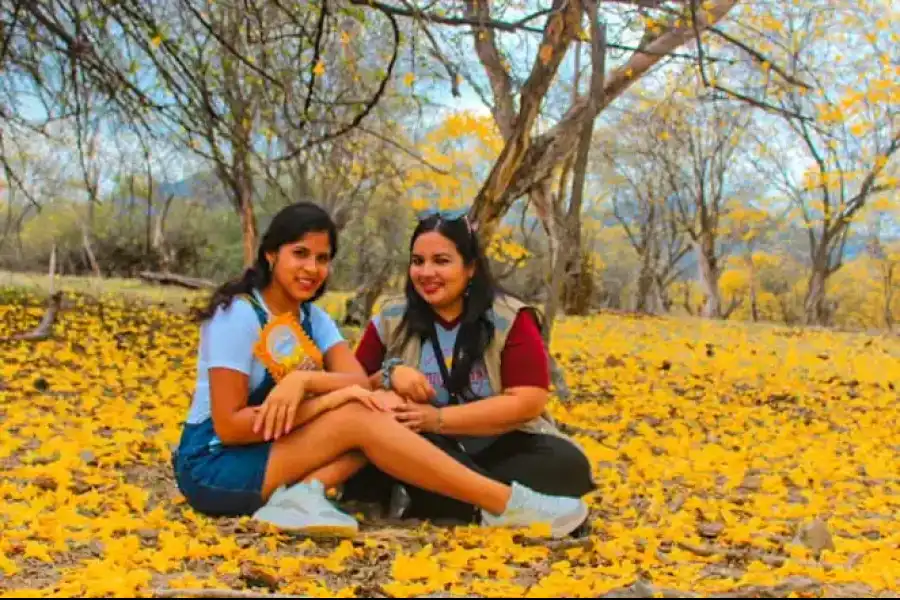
{"left": 193, "top": 260, "right": 269, "bottom": 322}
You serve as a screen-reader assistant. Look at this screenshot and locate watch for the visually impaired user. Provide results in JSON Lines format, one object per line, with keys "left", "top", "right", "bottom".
{"left": 381, "top": 358, "right": 404, "bottom": 390}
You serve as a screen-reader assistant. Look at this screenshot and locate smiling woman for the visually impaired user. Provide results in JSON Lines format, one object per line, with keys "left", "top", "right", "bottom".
{"left": 171, "top": 201, "right": 591, "bottom": 539}
{"left": 346, "top": 208, "right": 596, "bottom": 525}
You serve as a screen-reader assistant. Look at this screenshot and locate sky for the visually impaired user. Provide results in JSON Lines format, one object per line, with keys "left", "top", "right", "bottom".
{"left": 4, "top": 0, "right": 895, "bottom": 223}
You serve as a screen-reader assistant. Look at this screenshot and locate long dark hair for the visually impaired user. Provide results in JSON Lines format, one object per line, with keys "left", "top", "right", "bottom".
{"left": 194, "top": 202, "right": 338, "bottom": 322}
{"left": 401, "top": 213, "right": 497, "bottom": 398}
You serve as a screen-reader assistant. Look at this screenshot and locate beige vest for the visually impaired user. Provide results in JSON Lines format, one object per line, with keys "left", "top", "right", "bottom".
{"left": 376, "top": 294, "right": 589, "bottom": 460}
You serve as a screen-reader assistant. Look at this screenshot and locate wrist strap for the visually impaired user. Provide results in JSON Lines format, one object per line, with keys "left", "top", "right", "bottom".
{"left": 381, "top": 358, "right": 403, "bottom": 390}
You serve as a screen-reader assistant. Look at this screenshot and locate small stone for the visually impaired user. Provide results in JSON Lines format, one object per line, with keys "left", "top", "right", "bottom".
{"left": 699, "top": 522, "right": 725, "bottom": 538}
{"left": 33, "top": 475, "right": 58, "bottom": 491}
{"left": 605, "top": 355, "right": 625, "bottom": 368}
{"left": 799, "top": 519, "right": 835, "bottom": 555}
{"left": 70, "top": 479, "right": 92, "bottom": 494}
{"left": 740, "top": 474, "right": 762, "bottom": 491}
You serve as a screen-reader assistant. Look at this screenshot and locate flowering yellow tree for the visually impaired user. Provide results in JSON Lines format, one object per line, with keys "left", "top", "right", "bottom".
{"left": 716, "top": 0, "right": 900, "bottom": 325}
{"left": 405, "top": 111, "right": 531, "bottom": 269}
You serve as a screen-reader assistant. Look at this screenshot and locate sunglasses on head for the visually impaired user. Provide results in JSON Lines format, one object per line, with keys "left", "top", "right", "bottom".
{"left": 416, "top": 207, "right": 478, "bottom": 233}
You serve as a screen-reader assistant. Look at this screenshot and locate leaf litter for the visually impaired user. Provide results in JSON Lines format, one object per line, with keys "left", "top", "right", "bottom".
{"left": 0, "top": 293, "right": 898, "bottom": 598}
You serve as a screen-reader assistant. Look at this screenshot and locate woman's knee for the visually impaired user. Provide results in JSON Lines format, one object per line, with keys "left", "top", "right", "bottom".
{"left": 547, "top": 438, "right": 595, "bottom": 495}
{"left": 321, "top": 402, "right": 394, "bottom": 438}
{"left": 488, "top": 434, "right": 595, "bottom": 496}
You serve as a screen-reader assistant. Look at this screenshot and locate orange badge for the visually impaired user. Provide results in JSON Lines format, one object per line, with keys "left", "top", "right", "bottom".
{"left": 253, "top": 312, "right": 323, "bottom": 381}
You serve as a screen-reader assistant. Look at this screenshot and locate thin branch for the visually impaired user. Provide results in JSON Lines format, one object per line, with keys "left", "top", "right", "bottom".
{"left": 304, "top": 1, "right": 329, "bottom": 121}
{"left": 153, "top": 589, "right": 305, "bottom": 599}
{"left": 402, "top": 0, "right": 461, "bottom": 97}
{"left": 275, "top": 4, "right": 399, "bottom": 160}
{"left": 181, "top": 0, "right": 283, "bottom": 88}
{"left": 690, "top": 1, "right": 813, "bottom": 123}
{"left": 704, "top": 24, "right": 811, "bottom": 88}
{"left": 348, "top": 0, "right": 550, "bottom": 33}
{"left": 356, "top": 125, "right": 450, "bottom": 175}
{"left": 464, "top": 0, "right": 516, "bottom": 137}
{"left": 0, "top": 0, "right": 23, "bottom": 66}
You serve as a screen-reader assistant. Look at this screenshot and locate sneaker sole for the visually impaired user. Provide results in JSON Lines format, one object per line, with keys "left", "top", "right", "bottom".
{"left": 277, "top": 524, "right": 358, "bottom": 539}
{"left": 253, "top": 518, "right": 359, "bottom": 538}
{"left": 551, "top": 502, "right": 590, "bottom": 539}
{"left": 252, "top": 508, "right": 359, "bottom": 538}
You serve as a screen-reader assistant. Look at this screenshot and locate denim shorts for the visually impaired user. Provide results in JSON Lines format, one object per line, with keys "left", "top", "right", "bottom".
{"left": 172, "top": 418, "right": 272, "bottom": 517}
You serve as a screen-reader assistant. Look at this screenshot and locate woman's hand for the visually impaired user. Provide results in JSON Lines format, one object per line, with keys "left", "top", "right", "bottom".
{"left": 253, "top": 370, "right": 309, "bottom": 441}
{"left": 394, "top": 402, "right": 442, "bottom": 433}
{"left": 372, "top": 390, "right": 408, "bottom": 412}
{"left": 389, "top": 365, "right": 436, "bottom": 404}
{"left": 337, "top": 385, "right": 393, "bottom": 412}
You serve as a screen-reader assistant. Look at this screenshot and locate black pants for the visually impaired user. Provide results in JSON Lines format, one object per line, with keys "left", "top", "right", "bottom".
{"left": 342, "top": 431, "right": 596, "bottom": 524}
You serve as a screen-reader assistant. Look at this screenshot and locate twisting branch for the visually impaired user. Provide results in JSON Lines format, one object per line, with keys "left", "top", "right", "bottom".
{"left": 464, "top": 0, "right": 516, "bottom": 137}
{"left": 703, "top": 24, "right": 811, "bottom": 88}
{"left": 688, "top": 0, "right": 813, "bottom": 122}
{"left": 356, "top": 125, "right": 451, "bottom": 175}
{"left": 348, "top": 0, "right": 551, "bottom": 33}
{"left": 304, "top": 0, "right": 329, "bottom": 121}
{"left": 399, "top": 0, "right": 461, "bottom": 97}
{"left": 275, "top": 3, "right": 399, "bottom": 159}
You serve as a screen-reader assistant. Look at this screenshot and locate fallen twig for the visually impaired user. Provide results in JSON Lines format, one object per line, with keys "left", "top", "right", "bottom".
{"left": 151, "top": 589, "right": 307, "bottom": 599}
{"left": 4, "top": 291, "right": 63, "bottom": 342}
{"left": 517, "top": 535, "right": 595, "bottom": 551}
{"left": 675, "top": 539, "right": 844, "bottom": 571}
{"left": 677, "top": 539, "right": 787, "bottom": 566}
{"left": 138, "top": 271, "right": 217, "bottom": 290}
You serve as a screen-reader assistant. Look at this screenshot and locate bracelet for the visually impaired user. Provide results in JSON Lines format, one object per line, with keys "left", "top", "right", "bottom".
{"left": 381, "top": 358, "right": 403, "bottom": 390}
{"left": 436, "top": 407, "right": 444, "bottom": 433}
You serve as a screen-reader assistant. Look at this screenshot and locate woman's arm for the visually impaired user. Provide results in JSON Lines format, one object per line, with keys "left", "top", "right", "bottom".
{"left": 394, "top": 387, "right": 547, "bottom": 436}
{"left": 210, "top": 367, "right": 381, "bottom": 445}
{"left": 436, "top": 387, "right": 547, "bottom": 436}
{"left": 394, "top": 310, "right": 551, "bottom": 436}
{"left": 307, "top": 341, "right": 371, "bottom": 392}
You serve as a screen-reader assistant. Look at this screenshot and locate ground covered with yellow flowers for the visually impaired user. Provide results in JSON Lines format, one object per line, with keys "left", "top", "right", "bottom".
{"left": 1, "top": 287, "right": 898, "bottom": 598}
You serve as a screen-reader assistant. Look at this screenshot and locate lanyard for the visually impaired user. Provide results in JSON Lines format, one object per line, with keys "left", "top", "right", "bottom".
{"left": 428, "top": 322, "right": 464, "bottom": 405}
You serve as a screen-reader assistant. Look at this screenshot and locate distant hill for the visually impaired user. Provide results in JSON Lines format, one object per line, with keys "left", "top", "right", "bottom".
{"left": 157, "top": 172, "right": 228, "bottom": 208}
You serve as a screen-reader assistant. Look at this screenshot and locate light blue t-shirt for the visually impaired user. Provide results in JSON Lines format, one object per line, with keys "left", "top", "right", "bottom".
{"left": 372, "top": 315, "right": 493, "bottom": 406}
{"left": 186, "top": 290, "right": 345, "bottom": 424}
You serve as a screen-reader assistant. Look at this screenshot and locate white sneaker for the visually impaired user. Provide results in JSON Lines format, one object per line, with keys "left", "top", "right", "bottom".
{"left": 252, "top": 480, "right": 359, "bottom": 537}
{"left": 481, "top": 482, "right": 589, "bottom": 539}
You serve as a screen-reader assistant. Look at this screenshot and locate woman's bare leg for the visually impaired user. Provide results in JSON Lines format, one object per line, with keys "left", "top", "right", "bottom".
{"left": 262, "top": 403, "right": 511, "bottom": 515}
{"left": 301, "top": 452, "right": 367, "bottom": 490}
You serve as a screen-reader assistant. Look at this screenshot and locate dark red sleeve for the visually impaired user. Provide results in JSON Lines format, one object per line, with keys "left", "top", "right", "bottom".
{"left": 500, "top": 310, "right": 551, "bottom": 390}
{"left": 354, "top": 321, "right": 386, "bottom": 375}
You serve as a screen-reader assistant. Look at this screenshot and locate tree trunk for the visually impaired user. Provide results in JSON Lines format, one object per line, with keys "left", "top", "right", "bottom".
{"left": 343, "top": 262, "right": 393, "bottom": 327}
{"left": 562, "top": 108, "right": 592, "bottom": 316}
{"left": 152, "top": 194, "right": 176, "bottom": 273}
{"left": 81, "top": 223, "right": 101, "bottom": 277}
{"left": 635, "top": 262, "right": 656, "bottom": 313}
{"left": 236, "top": 162, "right": 257, "bottom": 268}
{"left": 804, "top": 260, "right": 828, "bottom": 326}
{"left": 749, "top": 282, "right": 759, "bottom": 322}
{"left": 748, "top": 255, "right": 759, "bottom": 322}
{"left": 530, "top": 179, "right": 571, "bottom": 347}
{"left": 695, "top": 235, "right": 721, "bottom": 318}
{"left": 882, "top": 264, "right": 894, "bottom": 330}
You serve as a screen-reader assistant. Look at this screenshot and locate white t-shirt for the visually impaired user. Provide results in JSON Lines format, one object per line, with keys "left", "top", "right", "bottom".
{"left": 185, "top": 289, "right": 344, "bottom": 425}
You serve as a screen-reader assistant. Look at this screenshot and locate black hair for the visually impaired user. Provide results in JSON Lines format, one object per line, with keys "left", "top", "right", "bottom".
{"left": 194, "top": 201, "right": 338, "bottom": 322}
{"left": 401, "top": 214, "right": 497, "bottom": 398}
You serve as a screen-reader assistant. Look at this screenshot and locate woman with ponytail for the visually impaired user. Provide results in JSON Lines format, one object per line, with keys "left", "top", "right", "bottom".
{"left": 173, "top": 202, "right": 590, "bottom": 539}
